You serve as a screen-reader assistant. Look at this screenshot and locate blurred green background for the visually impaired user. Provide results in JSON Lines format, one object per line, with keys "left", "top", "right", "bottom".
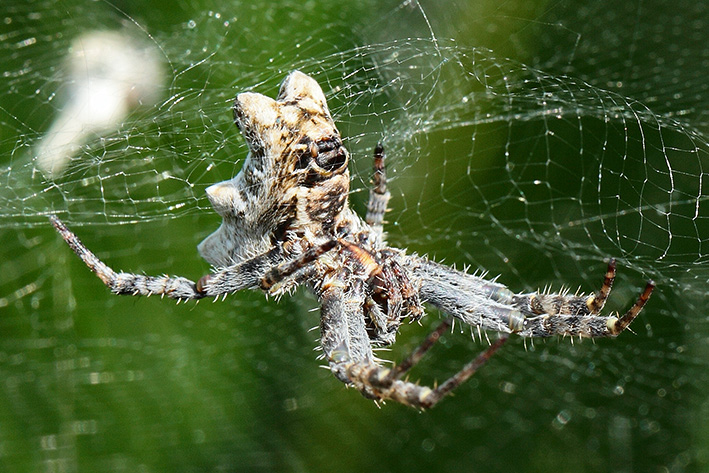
{"left": 1, "top": 0, "right": 708, "bottom": 472}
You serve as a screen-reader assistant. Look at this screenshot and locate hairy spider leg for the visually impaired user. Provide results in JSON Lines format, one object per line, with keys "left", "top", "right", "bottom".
{"left": 327, "top": 313, "right": 510, "bottom": 409}
{"left": 386, "top": 318, "right": 454, "bottom": 380}
{"left": 365, "top": 143, "right": 390, "bottom": 238}
{"left": 320, "top": 279, "right": 378, "bottom": 397}
{"left": 49, "top": 216, "right": 115, "bottom": 286}
{"left": 379, "top": 318, "right": 509, "bottom": 408}
{"left": 586, "top": 258, "right": 616, "bottom": 313}
{"left": 515, "top": 280, "right": 655, "bottom": 338}
{"left": 51, "top": 216, "right": 284, "bottom": 300}
{"left": 415, "top": 255, "right": 654, "bottom": 338}
{"left": 259, "top": 240, "right": 339, "bottom": 291}
{"left": 413, "top": 258, "right": 517, "bottom": 304}
{"left": 523, "top": 259, "right": 617, "bottom": 317}
{"left": 50, "top": 216, "right": 204, "bottom": 300}
{"left": 319, "top": 268, "right": 443, "bottom": 406}
{"left": 342, "top": 325, "right": 508, "bottom": 409}
{"left": 196, "top": 247, "right": 284, "bottom": 296}
{"left": 413, "top": 335, "right": 508, "bottom": 408}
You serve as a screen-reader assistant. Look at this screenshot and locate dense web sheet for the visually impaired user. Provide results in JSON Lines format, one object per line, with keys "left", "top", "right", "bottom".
{"left": 1, "top": 0, "right": 708, "bottom": 471}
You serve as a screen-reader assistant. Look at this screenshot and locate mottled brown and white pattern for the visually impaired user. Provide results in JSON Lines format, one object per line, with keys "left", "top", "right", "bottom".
{"left": 50, "top": 71, "right": 654, "bottom": 409}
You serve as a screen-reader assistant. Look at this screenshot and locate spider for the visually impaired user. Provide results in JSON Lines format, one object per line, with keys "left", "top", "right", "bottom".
{"left": 50, "top": 71, "right": 654, "bottom": 409}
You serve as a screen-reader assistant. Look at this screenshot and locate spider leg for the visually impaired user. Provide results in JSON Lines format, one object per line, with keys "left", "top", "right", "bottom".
{"left": 418, "top": 278, "right": 522, "bottom": 334}
{"left": 518, "top": 259, "right": 617, "bottom": 318}
{"left": 387, "top": 318, "right": 453, "bottom": 379}
{"left": 195, "top": 247, "right": 284, "bottom": 296}
{"left": 344, "top": 319, "right": 508, "bottom": 409}
{"left": 411, "top": 257, "right": 525, "bottom": 333}
{"left": 511, "top": 260, "right": 654, "bottom": 337}
{"left": 421, "top": 335, "right": 508, "bottom": 406}
{"left": 381, "top": 317, "right": 509, "bottom": 403}
{"left": 586, "top": 258, "right": 616, "bottom": 313}
{"left": 50, "top": 216, "right": 204, "bottom": 300}
{"left": 412, "top": 255, "right": 653, "bottom": 338}
{"left": 319, "top": 277, "right": 377, "bottom": 394}
{"left": 365, "top": 142, "right": 390, "bottom": 237}
{"left": 259, "top": 240, "right": 338, "bottom": 291}
{"left": 325, "top": 303, "right": 508, "bottom": 409}
{"left": 51, "top": 215, "right": 285, "bottom": 300}
{"left": 321, "top": 276, "right": 449, "bottom": 406}
{"left": 197, "top": 238, "right": 340, "bottom": 297}
{"left": 515, "top": 280, "right": 654, "bottom": 338}
{"left": 415, "top": 258, "right": 516, "bottom": 303}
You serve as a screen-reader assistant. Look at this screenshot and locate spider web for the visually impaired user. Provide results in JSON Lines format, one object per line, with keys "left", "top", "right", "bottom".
{"left": 1, "top": 0, "right": 707, "bottom": 471}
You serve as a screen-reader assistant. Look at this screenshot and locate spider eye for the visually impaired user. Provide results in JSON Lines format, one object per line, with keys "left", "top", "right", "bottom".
{"left": 313, "top": 137, "right": 348, "bottom": 172}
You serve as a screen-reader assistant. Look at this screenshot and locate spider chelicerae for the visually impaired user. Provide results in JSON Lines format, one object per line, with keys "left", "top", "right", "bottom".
{"left": 50, "top": 71, "right": 654, "bottom": 409}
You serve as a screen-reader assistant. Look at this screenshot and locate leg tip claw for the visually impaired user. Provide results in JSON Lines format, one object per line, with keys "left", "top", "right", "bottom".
{"left": 612, "top": 279, "right": 655, "bottom": 335}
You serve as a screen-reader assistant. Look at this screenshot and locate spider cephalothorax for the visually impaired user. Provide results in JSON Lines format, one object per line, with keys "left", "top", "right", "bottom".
{"left": 198, "top": 72, "right": 353, "bottom": 268}
{"left": 51, "top": 71, "right": 654, "bottom": 409}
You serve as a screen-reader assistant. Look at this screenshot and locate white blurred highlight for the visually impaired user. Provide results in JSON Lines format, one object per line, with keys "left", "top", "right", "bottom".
{"left": 35, "top": 31, "right": 165, "bottom": 177}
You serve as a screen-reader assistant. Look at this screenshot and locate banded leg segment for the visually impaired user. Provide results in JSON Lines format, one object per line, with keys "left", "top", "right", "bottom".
{"left": 50, "top": 216, "right": 204, "bottom": 300}
{"left": 344, "top": 318, "right": 509, "bottom": 409}
{"left": 512, "top": 259, "right": 655, "bottom": 337}
{"left": 51, "top": 215, "right": 290, "bottom": 300}
{"left": 520, "top": 259, "right": 618, "bottom": 318}
{"left": 365, "top": 143, "right": 390, "bottom": 237}
{"left": 515, "top": 279, "right": 654, "bottom": 337}
{"left": 416, "top": 254, "right": 654, "bottom": 339}
{"left": 387, "top": 318, "right": 453, "bottom": 379}
{"left": 586, "top": 258, "right": 616, "bottom": 313}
